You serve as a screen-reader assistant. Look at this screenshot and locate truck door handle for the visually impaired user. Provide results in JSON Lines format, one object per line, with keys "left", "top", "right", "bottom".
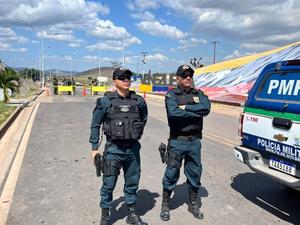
{"left": 272, "top": 117, "right": 292, "bottom": 130}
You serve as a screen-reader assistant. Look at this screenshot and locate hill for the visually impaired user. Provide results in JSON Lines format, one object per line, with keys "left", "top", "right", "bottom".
{"left": 75, "top": 67, "right": 114, "bottom": 79}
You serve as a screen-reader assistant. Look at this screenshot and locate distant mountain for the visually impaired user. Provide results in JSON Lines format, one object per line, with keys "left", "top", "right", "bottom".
{"left": 75, "top": 67, "right": 114, "bottom": 79}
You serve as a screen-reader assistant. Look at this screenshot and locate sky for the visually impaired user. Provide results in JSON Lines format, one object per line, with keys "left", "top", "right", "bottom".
{"left": 0, "top": 0, "right": 299, "bottom": 74}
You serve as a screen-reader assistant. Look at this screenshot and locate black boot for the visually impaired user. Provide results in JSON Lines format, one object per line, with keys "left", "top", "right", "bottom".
{"left": 126, "top": 204, "right": 148, "bottom": 225}
{"left": 160, "top": 190, "right": 171, "bottom": 221}
{"left": 188, "top": 191, "right": 204, "bottom": 219}
{"left": 100, "top": 208, "right": 109, "bottom": 225}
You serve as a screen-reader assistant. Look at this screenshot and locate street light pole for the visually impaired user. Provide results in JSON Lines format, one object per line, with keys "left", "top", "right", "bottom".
{"left": 122, "top": 38, "right": 125, "bottom": 67}
{"left": 41, "top": 36, "right": 45, "bottom": 88}
{"left": 98, "top": 49, "right": 101, "bottom": 86}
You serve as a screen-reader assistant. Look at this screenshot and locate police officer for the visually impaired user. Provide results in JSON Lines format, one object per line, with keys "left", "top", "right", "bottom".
{"left": 90, "top": 67, "right": 148, "bottom": 225}
{"left": 160, "top": 65, "right": 211, "bottom": 221}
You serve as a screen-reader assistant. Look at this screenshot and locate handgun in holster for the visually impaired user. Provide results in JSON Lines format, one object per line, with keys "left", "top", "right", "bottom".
{"left": 94, "top": 153, "right": 103, "bottom": 177}
{"left": 159, "top": 142, "right": 168, "bottom": 164}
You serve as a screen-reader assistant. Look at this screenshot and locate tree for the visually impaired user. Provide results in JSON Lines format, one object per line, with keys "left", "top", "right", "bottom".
{"left": 0, "top": 67, "right": 20, "bottom": 102}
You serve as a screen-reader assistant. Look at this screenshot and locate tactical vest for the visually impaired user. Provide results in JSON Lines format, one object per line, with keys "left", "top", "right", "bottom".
{"left": 169, "top": 88, "right": 203, "bottom": 138}
{"left": 103, "top": 91, "right": 145, "bottom": 142}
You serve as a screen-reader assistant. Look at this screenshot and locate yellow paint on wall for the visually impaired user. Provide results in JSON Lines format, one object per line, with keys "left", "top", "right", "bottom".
{"left": 195, "top": 41, "right": 300, "bottom": 74}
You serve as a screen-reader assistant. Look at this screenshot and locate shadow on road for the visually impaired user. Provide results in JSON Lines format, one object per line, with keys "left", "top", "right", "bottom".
{"left": 109, "top": 189, "right": 159, "bottom": 224}
{"left": 231, "top": 173, "right": 300, "bottom": 224}
{"left": 170, "top": 183, "right": 209, "bottom": 211}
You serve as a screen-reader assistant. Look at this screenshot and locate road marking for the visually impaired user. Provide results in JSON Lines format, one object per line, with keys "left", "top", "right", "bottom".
{"left": 256, "top": 197, "right": 290, "bottom": 216}
{"left": 150, "top": 114, "right": 235, "bottom": 147}
{"left": 0, "top": 103, "right": 40, "bottom": 225}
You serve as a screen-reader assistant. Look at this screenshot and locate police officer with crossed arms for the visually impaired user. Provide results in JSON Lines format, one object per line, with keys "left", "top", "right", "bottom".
{"left": 160, "top": 65, "right": 211, "bottom": 221}
{"left": 90, "top": 67, "right": 148, "bottom": 225}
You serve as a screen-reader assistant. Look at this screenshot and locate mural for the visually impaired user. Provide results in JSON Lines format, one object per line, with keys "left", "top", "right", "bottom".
{"left": 132, "top": 41, "right": 300, "bottom": 104}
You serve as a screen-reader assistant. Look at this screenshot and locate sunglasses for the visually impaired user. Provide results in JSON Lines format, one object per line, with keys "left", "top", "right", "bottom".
{"left": 117, "top": 75, "right": 131, "bottom": 81}
{"left": 180, "top": 72, "right": 194, "bottom": 79}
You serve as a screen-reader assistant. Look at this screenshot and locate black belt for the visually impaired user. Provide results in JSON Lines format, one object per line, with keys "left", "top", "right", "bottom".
{"left": 171, "top": 135, "right": 199, "bottom": 141}
{"left": 109, "top": 140, "right": 136, "bottom": 148}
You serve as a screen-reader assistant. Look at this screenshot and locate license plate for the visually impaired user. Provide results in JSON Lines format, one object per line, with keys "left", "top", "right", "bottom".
{"left": 269, "top": 158, "right": 296, "bottom": 176}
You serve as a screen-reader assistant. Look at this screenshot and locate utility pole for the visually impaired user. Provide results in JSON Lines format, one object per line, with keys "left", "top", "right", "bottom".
{"left": 140, "top": 51, "right": 148, "bottom": 80}
{"left": 71, "top": 57, "right": 73, "bottom": 81}
{"left": 136, "top": 55, "right": 139, "bottom": 77}
{"left": 211, "top": 41, "right": 219, "bottom": 64}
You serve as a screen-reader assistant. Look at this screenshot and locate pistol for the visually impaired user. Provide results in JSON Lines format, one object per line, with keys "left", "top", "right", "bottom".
{"left": 94, "top": 153, "right": 102, "bottom": 177}
{"left": 159, "top": 143, "right": 167, "bottom": 164}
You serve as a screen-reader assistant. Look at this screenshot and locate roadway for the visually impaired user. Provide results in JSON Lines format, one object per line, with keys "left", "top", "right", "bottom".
{"left": 1, "top": 92, "right": 299, "bottom": 225}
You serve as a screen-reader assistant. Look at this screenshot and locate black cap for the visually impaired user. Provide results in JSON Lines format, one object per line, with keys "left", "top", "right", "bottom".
{"left": 176, "top": 65, "right": 194, "bottom": 76}
{"left": 112, "top": 67, "right": 133, "bottom": 80}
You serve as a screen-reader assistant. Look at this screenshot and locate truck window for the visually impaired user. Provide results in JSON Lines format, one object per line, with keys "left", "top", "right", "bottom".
{"left": 256, "top": 72, "right": 300, "bottom": 103}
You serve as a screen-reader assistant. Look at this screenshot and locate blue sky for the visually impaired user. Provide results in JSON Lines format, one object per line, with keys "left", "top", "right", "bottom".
{"left": 0, "top": 0, "right": 299, "bottom": 73}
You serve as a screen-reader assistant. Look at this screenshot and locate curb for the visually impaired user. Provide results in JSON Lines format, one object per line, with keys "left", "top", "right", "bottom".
{"left": 0, "top": 90, "right": 44, "bottom": 140}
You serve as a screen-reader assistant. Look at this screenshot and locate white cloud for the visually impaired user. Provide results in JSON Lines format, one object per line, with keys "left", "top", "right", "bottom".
{"left": 131, "top": 11, "right": 155, "bottom": 21}
{"left": 37, "top": 31, "right": 78, "bottom": 42}
{"left": 240, "top": 43, "right": 276, "bottom": 52}
{"left": 161, "top": 0, "right": 300, "bottom": 46}
{"left": 88, "top": 19, "right": 131, "bottom": 39}
{"left": 0, "top": 43, "right": 10, "bottom": 49}
{"left": 147, "top": 53, "right": 169, "bottom": 62}
{"left": 83, "top": 55, "right": 97, "bottom": 62}
{"left": 0, "top": 43, "right": 27, "bottom": 52}
{"left": 178, "top": 37, "right": 207, "bottom": 50}
{"left": 0, "top": 1, "right": 142, "bottom": 51}
{"left": 0, "top": 27, "right": 28, "bottom": 43}
{"left": 0, "top": 0, "right": 109, "bottom": 27}
{"left": 224, "top": 50, "right": 242, "bottom": 60}
{"left": 136, "top": 21, "right": 188, "bottom": 39}
{"left": 68, "top": 43, "right": 81, "bottom": 48}
{"left": 87, "top": 37, "right": 142, "bottom": 52}
{"left": 126, "top": 0, "right": 160, "bottom": 11}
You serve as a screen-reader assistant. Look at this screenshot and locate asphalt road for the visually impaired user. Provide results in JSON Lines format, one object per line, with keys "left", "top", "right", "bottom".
{"left": 4, "top": 94, "right": 300, "bottom": 225}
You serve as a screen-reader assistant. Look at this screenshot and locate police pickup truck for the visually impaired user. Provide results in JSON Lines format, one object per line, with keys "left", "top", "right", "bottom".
{"left": 234, "top": 59, "right": 300, "bottom": 190}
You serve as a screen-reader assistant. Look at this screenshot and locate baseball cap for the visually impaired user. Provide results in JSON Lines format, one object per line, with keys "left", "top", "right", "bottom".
{"left": 112, "top": 67, "right": 133, "bottom": 80}
{"left": 176, "top": 65, "right": 194, "bottom": 77}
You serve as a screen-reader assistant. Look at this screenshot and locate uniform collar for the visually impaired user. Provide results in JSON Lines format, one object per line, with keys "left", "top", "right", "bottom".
{"left": 177, "top": 85, "right": 194, "bottom": 94}
{"left": 114, "top": 90, "right": 131, "bottom": 99}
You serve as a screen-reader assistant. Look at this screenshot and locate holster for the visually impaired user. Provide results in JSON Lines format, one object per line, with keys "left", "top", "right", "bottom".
{"left": 158, "top": 142, "right": 168, "bottom": 164}
{"left": 94, "top": 153, "right": 103, "bottom": 177}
